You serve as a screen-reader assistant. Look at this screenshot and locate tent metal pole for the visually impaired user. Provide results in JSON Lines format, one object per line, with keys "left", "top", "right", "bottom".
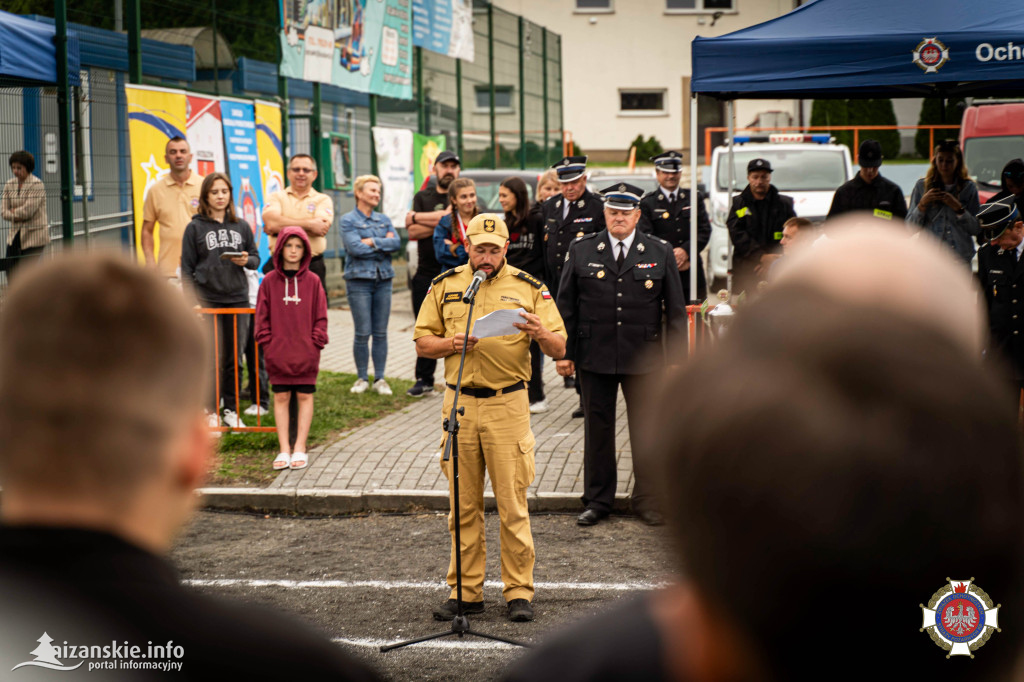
{"left": 689, "top": 94, "right": 698, "bottom": 303}
{"left": 56, "top": 0, "right": 74, "bottom": 245}
{"left": 726, "top": 99, "right": 735, "bottom": 298}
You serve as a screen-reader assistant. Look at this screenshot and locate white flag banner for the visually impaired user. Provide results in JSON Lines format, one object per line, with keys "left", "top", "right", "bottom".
{"left": 372, "top": 126, "right": 414, "bottom": 230}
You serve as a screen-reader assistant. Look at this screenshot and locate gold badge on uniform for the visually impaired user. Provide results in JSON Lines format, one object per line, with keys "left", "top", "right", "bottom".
{"left": 644, "top": 279, "right": 653, "bottom": 289}
{"left": 484, "top": 218, "right": 496, "bottom": 232}
{"left": 577, "top": 200, "right": 584, "bottom": 208}
{"left": 637, "top": 243, "right": 645, "bottom": 253}
{"left": 662, "top": 211, "right": 670, "bottom": 219}
{"left": 576, "top": 231, "right": 584, "bottom": 238}
{"left": 597, "top": 270, "right": 605, "bottom": 279}
{"left": 544, "top": 233, "right": 549, "bottom": 241}
{"left": 597, "top": 242, "right": 605, "bottom": 252}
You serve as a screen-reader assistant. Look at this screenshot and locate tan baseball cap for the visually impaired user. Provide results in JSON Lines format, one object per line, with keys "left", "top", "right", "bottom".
{"left": 465, "top": 213, "right": 510, "bottom": 248}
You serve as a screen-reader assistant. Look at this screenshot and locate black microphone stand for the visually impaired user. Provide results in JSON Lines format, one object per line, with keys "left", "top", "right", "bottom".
{"left": 380, "top": 286, "right": 527, "bottom": 652}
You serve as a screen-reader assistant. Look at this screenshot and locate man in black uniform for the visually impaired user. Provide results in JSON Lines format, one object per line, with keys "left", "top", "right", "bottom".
{"left": 827, "top": 139, "right": 907, "bottom": 222}
{"left": 0, "top": 253, "right": 380, "bottom": 680}
{"left": 556, "top": 183, "right": 686, "bottom": 527}
{"left": 726, "top": 157, "right": 796, "bottom": 294}
{"left": 638, "top": 150, "right": 711, "bottom": 302}
{"left": 976, "top": 196, "right": 1024, "bottom": 403}
{"left": 542, "top": 155, "right": 606, "bottom": 414}
{"left": 405, "top": 150, "right": 461, "bottom": 397}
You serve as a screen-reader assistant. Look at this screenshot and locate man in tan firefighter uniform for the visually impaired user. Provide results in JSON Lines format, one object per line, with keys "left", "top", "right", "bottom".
{"left": 414, "top": 213, "right": 567, "bottom": 623}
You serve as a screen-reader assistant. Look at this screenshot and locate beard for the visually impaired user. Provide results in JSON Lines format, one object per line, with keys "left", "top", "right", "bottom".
{"left": 438, "top": 173, "right": 456, "bottom": 190}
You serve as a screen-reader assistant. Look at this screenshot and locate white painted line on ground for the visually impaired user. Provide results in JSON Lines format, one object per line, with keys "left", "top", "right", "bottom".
{"left": 335, "top": 637, "right": 519, "bottom": 651}
{"left": 185, "top": 578, "right": 662, "bottom": 591}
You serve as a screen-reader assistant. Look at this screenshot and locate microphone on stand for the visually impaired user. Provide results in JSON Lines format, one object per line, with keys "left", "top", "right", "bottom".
{"left": 462, "top": 269, "right": 487, "bottom": 303}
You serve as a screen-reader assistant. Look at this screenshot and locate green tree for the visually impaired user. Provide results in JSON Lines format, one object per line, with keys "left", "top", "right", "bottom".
{"left": 864, "top": 99, "right": 901, "bottom": 161}
{"left": 810, "top": 99, "right": 852, "bottom": 149}
{"left": 627, "top": 135, "right": 664, "bottom": 163}
{"left": 915, "top": 97, "right": 964, "bottom": 158}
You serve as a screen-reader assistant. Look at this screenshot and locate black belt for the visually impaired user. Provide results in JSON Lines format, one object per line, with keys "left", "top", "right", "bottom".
{"left": 446, "top": 380, "right": 525, "bottom": 398}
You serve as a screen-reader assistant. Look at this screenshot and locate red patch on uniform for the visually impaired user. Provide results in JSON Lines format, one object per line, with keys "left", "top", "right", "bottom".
{"left": 541, "top": 290, "right": 552, "bottom": 299}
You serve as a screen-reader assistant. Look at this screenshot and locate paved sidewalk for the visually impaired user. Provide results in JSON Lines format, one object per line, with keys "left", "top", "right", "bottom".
{"left": 264, "top": 290, "right": 634, "bottom": 502}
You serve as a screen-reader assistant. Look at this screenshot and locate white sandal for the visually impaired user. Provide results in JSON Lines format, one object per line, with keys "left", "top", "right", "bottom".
{"left": 290, "top": 452, "right": 308, "bottom": 470}
{"left": 272, "top": 453, "right": 291, "bottom": 470}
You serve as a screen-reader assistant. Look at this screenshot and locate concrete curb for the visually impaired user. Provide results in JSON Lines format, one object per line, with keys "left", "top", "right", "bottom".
{"left": 198, "top": 488, "right": 633, "bottom": 515}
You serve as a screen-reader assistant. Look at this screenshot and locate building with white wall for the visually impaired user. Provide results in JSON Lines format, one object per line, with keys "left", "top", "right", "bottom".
{"left": 490, "top": 0, "right": 803, "bottom": 163}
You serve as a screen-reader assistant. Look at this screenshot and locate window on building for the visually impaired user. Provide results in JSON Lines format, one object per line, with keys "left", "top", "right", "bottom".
{"left": 474, "top": 85, "right": 515, "bottom": 113}
{"left": 620, "top": 90, "right": 666, "bottom": 115}
{"left": 666, "top": 0, "right": 734, "bottom": 11}
{"left": 576, "top": 0, "right": 613, "bottom": 12}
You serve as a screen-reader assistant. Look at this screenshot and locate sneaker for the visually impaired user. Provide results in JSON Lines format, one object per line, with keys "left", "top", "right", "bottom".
{"left": 222, "top": 409, "right": 246, "bottom": 429}
{"left": 529, "top": 399, "right": 548, "bottom": 414}
{"left": 244, "top": 404, "right": 269, "bottom": 416}
{"left": 507, "top": 599, "right": 534, "bottom": 622}
{"left": 206, "top": 411, "right": 222, "bottom": 438}
{"left": 432, "top": 598, "right": 484, "bottom": 621}
{"left": 373, "top": 379, "right": 392, "bottom": 396}
{"left": 406, "top": 379, "right": 435, "bottom": 398}
{"left": 350, "top": 379, "right": 370, "bottom": 394}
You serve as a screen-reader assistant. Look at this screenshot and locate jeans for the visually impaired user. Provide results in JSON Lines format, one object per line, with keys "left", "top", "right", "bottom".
{"left": 347, "top": 277, "right": 392, "bottom": 382}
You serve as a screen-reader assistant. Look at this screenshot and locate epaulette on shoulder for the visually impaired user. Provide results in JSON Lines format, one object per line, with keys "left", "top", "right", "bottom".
{"left": 516, "top": 271, "right": 543, "bottom": 289}
{"left": 432, "top": 267, "right": 460, "bottom": 285}
{"left": 577, "top": 232, "right": 598, "bottom": 241}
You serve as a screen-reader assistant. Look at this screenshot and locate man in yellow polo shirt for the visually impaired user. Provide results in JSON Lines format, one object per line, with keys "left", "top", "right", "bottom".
{"left": 141, "top": 137, "right": 202, "bottom": 281}
{"left": 262, "top": 153, "right": 334, "bottom": 291}
{"left": 414, "top": 214, "right": 566, "bottom": 624}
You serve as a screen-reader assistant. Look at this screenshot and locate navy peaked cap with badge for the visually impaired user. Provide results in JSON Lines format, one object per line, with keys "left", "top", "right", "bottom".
{"left": 747, "top": 158, "right": 773, "bottom": 174}
{"left": 553, "top": 155, "right": 588, "bottom": 182}
{"left": 977, "top": 196, "right": 1020, "bottom": 237}
{"left": 651, "top": 151, "right": 684, "bottom": 173}
{"left": 600, "top": 183, "right": 644, "bottom": 210}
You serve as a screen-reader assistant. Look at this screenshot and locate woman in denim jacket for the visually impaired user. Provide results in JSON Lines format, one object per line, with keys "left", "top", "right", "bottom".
{"left": 907, "top": 140, "right": 980, "bottom": 265}
{"left": 340, "top": 175, "right": 401, "bottom": 395}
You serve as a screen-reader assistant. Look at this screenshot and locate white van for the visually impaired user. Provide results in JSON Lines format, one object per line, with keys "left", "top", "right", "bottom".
{"left": 705, "top": 135, "right": 853, "bottom": 287}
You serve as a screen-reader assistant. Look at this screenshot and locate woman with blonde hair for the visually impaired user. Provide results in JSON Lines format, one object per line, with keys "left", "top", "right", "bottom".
{"left": 433, "top": 177, "right": 479, "bottom": 270}
{"left": 906, "top": 140, "right": 980, "bottom": 265}
{"left": 340, "top": 174, "right": 401, "bottom": 395}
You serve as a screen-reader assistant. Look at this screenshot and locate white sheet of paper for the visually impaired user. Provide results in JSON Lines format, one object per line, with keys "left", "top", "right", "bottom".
{"left": 471, "top": 307, "right": 526, "bottom": 338}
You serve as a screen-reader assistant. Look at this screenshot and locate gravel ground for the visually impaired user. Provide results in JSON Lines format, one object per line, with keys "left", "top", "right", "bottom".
{"left": 171, "top": 510, "right": 678, "bottom": 681}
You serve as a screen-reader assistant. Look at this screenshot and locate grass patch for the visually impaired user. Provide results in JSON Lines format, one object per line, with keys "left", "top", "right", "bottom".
{"left": 209, "top": 371, "right": 416, "bottom": 487}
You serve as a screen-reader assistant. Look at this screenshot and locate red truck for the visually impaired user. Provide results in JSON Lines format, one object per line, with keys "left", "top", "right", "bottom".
{"left": 960, "top": 100, "right": 1024, "bottom": 203}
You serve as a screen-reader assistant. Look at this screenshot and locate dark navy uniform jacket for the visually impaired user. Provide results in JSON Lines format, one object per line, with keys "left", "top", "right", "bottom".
{"left": 978, "top": 242, "right": 1024, "bottom": 380}
{"left": 542, "top": 189, "right": 606, "bottom": 297}
{"left": 556, "top": 229, "right": 686, "bottom": 375}
{"left": 638, "top": 187, "right": 711, "bottom": 299}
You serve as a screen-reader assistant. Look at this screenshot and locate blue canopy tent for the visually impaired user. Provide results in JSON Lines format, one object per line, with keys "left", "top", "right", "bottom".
{"left": 681, "top": 0, "right": 1024, "bottom": 297}
{"left": 691, "top": 0, "right": 1024, "bottom": 99}
{"left": 0, "top": 9, "right": 80, "bottom": 85}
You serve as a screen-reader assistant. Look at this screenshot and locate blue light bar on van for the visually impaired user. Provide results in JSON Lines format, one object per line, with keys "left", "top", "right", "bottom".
{"left": 730, "top": 134, "right": 834, "bottom": 144}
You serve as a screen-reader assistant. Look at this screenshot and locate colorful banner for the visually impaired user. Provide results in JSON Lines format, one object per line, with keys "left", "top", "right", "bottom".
{"left": 413, "top": 132, "right": 445, "bottom": 191}
{"left": 412, "top": 0, "right": 474, "bottom": 61}
{"left": 186, "top": 95, "right": 226, "bottom": 177}
{"left": 254, "top": 100, "right": 285, "bottom": 267}
{"left": 280, "top": 0, "right": 413, "bottom": 100}
{"left": 373, "top": 126, "right": 414, "bottom": 230}
{"left": 220, "top": 99, "right": 266, "bottom": 264}
{"left": 125, "top": 85, "right": 187, "bottom": 263}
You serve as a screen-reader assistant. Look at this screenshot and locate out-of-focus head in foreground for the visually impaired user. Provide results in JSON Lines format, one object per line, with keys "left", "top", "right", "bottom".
{"left": 650, "top": 283, "right": 1024, "bottom": 681}
{"left": 0, "top": 252, "right": 211, "bottom": 553}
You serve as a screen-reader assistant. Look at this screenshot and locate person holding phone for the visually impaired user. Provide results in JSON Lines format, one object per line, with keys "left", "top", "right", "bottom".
{"left": 181, "top": 172, "right": 259, "bottom": 429}
{"left": 907, "top": 140, "right": 981, "bottom": 265}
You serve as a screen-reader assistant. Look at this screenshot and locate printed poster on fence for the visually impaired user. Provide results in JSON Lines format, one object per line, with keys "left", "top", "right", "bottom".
{"left": 413, "top": 132, "right": 445, "bottom": 192}
{"left": 373, "top": 126, "right": 414, "bottom": 229}
{"left": 254, "top": 100, "right": 285, "bottom": 267}
{"left": 186, "top": 95, "right": 226, "bottom": 176}
{"left": 279, "top": 0, "right": 413, "bottom": 100}
{"left": 125, "top": 84, "right": 187, "bottom": 264}
{"left": 220, "top": 99, "right": 266, "bottom": 264}
{"left": 412, "top": 0, "right": 474, "bottom": 61}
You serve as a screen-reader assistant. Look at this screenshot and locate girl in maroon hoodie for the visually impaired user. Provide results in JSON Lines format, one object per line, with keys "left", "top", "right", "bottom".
{"left": 255, "top": 226, "right": 329, "bottom": 471}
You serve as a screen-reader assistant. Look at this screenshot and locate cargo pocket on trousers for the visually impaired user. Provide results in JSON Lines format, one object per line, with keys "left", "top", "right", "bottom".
{"left": 515, "top": 433, "right": 536, "bottom": 491}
